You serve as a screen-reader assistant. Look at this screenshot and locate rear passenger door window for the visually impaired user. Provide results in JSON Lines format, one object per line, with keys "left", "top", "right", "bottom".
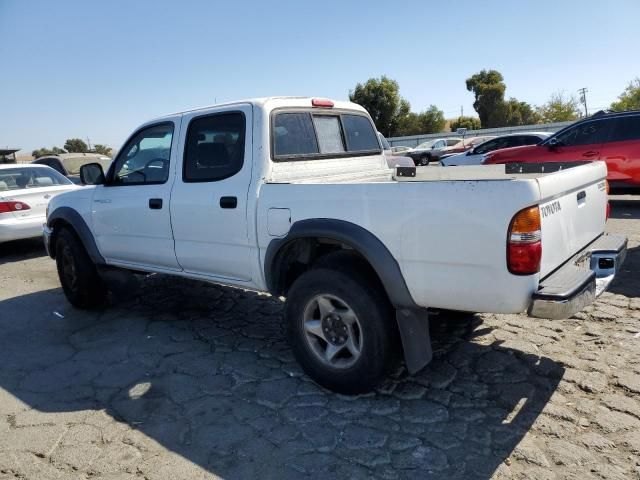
{"left": 183, "top": 112, "right": 246, "bottom": 182}
{"left": 555, "top": 120, "right": 611, "bottom": 147}
{"left": 611, "top": 116, "right": 640, "bottom": 142}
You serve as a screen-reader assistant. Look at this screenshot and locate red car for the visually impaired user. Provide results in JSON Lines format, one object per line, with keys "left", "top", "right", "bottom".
{"left": 484, "top": 110, "right": 640, "bottom": 187}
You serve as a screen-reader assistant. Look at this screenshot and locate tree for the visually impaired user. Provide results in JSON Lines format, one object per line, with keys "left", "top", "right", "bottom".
{"left": 349, "top": 76, "right": 409, "bottom": 137}
{"left": 503, "top": 98, "right": 542, "bottom": 126}
{"left": 418, "top": 105, "right": 446, "bottom": 134}
{"left": 394, "top": 106, "right": 446, "bottom": 136}
{"left": 32, "top": 146, "right": 65, "bottom": 158}
{"left": 64, "top": 138, "right": 88, "bottom": 153}
{"left": 536, "top": 92, "right": 580, "bottom": 123}
{"left": 465, "top": 69, "right": 507, "bottom": 128}
{"left": 450, "top": 116, "right": 481, "bottom": 132}
{"left": 93, "top": 144, "right": 113, "bottom": 156}
{"left": 611, "top": 78, "right": 640, "bottom": 112}
{"left": 394, "top": 113, "right": 423, "bottom": 136}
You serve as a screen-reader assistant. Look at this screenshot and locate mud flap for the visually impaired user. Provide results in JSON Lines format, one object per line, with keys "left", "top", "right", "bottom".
{"left": 396, "top": 308, "right": 432, "bottom": 374}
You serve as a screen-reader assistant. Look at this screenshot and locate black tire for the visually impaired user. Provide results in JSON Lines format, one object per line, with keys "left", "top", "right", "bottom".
{"left": 419, "top": 155, "right": 430, "bottom": 166}
{"left": 285, "top": 253, "right": 396, "bottom": 394}
{"left": 55, "top": 227, "right": 107, "bottom": 309}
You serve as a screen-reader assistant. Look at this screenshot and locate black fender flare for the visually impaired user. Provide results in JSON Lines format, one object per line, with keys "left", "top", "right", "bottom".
{"left": 264, "top": 218, "right": 416, "bottom": 309}
{"left": 47, "top": 207, "right": 105, "bottom": 265}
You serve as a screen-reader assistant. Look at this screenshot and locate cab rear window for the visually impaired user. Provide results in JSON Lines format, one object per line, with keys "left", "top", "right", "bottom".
{"left": 273, "top": 111, "right": 380, "bottom": 160}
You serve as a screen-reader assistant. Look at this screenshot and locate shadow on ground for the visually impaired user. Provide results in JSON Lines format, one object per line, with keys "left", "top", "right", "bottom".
{"left": 0, "top": 238, "right": 46, "bottom": 265}
{"left": 609, "top": 197, "right": 640, "bottom": 221}
{"left": 0, "top": 277, "right": 563, "bottom": 479}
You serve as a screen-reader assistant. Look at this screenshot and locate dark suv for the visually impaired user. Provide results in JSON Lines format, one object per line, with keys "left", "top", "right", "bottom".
{"left": 484, "top": 110, "right": 640, "bottom": 187}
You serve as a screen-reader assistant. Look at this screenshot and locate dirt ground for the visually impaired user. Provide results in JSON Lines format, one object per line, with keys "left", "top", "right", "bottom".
{"left": 0, "top": 194, "right": 639, "bottom": 479}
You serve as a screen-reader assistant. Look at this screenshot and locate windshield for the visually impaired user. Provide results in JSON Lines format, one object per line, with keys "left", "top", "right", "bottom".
{"left": 415, "top": 140, "right": 436, "bottom": 150}
{"left": 0, "top": 166, "right": 73, "bottom": 191}
{"left": 62, "top": 156, "right": 112, "bottom": 175}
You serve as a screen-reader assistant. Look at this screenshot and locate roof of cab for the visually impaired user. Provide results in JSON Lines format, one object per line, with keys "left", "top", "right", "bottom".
{"left": 154, "top": 97, "right": 367, "bottom": 122}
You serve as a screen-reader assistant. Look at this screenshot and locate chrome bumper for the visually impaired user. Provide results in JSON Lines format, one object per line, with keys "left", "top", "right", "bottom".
{"left": 528, "top": 234, "right": 627, "bottom": 320}
{"left": 43, "top": 224, "right": 53, "bottom": 258}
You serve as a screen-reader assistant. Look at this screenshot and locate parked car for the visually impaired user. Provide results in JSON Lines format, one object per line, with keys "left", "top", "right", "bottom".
{"left": 44, "top": 96, "right": 625, "bottom": 394}
{"left": 483, "top": 111, "right": 640, "bottom": 187}
{"left": 403, "top": 138, "right": 462, "bottom": 165}
{"left": 442, "top": 132, "right": 551, "bottom": 166}
{"left": 378, "top": 132, "right": 414, "bottom": 168}
{"left": 440, "top": 136, "right": 496, "bottom": 158}
{"left": 0, "top": 164, "right": 78, "bottom": 242}
{"left": 391, "top": 145, "right": 413, "bottom": 154}
{"left": 33, "top": 153, "right": 112, "bottom": 184}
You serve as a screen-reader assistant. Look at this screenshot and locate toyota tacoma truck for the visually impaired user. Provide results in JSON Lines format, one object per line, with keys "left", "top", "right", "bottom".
{"left": 43, "top": 97, "right": 627, "bottom": 394}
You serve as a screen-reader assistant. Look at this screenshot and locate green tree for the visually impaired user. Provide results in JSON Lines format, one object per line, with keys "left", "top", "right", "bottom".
{"left": 465, "top": 69, "right": 507, "bottom": 128}
{"left": 503, "top": 98, "right": 542, "bottom": 126}
{"left": 394, "top": 113, "right": 422, "bottom": 136}
{"left": 610, "top": 78, "right": 640, "bottom": 112}
{"left": 418, "top": 105, "right": 446, "bottom": 133}
{"left": 64, "top": 138, "right": 89, "bottom": 153}
{"left": 450, "top": 116, "right": 481, "bottom": 132}
{"left": 93, "top": 144, "right": 113, "bottom": 156}
{"left": 32, "top": 146, "right": 65, "bottom": 158}
{"left": 536, "top": 92, "right": 580, "bottom": 123}
{"left": 349, "top": 76, "right": 409, "bottom": 137}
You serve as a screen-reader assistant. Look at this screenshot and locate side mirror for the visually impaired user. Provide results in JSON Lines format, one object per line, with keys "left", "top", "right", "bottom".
{"left": 80, "top": 163, "right": 105, "bottom": 185}
{"left": 547, "top": 138, "right": 560, "bottom": 150}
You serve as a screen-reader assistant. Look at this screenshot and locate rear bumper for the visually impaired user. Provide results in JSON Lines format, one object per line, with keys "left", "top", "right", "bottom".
{"left": 528, "top": 234, "right": 627, "bottom": 320}
{"left": 0, "top": 216, "right": 46, "bottom": 243}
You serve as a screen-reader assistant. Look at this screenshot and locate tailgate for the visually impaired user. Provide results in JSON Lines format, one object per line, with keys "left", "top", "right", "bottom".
{"left": 537, "top": 162, "right": 608, "bottom": 277}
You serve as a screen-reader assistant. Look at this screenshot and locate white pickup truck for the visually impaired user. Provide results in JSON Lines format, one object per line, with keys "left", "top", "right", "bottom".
{"left": 44, "top": 97, "right": 627, "bottom": 393}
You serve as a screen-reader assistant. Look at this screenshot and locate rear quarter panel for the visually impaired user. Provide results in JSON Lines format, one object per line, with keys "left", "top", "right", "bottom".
{"left": 258, "top": 179, "right": 541, "bottom": 314}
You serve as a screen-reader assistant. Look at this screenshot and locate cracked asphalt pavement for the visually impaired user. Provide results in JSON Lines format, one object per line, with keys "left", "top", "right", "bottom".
{"left": 0, "top": 194, "right": 639, "bottom": 479}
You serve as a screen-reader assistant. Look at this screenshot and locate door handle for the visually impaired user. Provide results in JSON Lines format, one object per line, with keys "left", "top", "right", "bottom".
{"left": 149, "top": 198, "right": 163, "bottom": 210}
{"left": 220, "top": 196, "right": 237, "bottom": 209}
{"left": 582, "top": 151, "right": 599, "bottom": 157}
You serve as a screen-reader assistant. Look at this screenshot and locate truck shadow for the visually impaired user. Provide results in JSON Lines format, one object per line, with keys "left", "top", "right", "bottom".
{"left": 609, "top": 198, "right": 640, "bottom": 220}
{"left": 0, "top": 277, "right": 563, "bottom": 479}
{"left": 0, "top": 238, "right": 46, "bottom": 265}
{"left": 607, "top": 243, "right": 640, "bottom": 298}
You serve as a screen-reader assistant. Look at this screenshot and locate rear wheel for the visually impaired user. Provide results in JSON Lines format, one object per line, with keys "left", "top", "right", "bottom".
{"left": 285, "top": 257, "right": 396, "bottom": 394}
{"left": 55, "top": 228, "right": 107, "bottom": 308}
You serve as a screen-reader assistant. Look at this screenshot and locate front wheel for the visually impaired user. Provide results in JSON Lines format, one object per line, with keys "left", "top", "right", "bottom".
{"left": 55, "top": 228, "right": 108, "bottom": 309}
{"left": 419, "top": 155, "right": 430, "bottom": 166}
{"left": 285, "top": 263, "right": 395, "bottom": 394}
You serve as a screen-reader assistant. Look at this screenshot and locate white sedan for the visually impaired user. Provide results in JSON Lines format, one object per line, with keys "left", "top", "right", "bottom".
{"left": 441, "top": 132, "right": 551, "bottom": 166}
{"left": 0, "top": 164, "right": 78, "bottom": 243}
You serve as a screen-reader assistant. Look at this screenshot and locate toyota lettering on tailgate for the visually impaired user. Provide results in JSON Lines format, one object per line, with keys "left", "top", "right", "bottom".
{"left": 541, "top": 201, "right": 561, "bottom": 218}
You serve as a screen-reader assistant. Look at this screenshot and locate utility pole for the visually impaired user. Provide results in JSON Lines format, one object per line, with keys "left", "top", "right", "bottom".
{"left": 86, "top": 137, "right": 92, "bottom": 151}
{"left": 578, "top": 87, "right": 588, "bottom": 116}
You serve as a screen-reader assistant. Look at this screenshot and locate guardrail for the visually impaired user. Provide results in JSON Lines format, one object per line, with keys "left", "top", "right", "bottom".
{"left": 387, "top": 121, "right": 573, "bottom": 147}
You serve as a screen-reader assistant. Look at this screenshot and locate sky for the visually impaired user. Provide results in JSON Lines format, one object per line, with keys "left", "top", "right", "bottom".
{"left": 1, "top": 0, "right": 639, "bottom": 154}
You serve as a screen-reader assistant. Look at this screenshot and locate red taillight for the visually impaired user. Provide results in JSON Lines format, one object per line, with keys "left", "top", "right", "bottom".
{"left": 606, "top": 202, "right": 611, "bottom": 221}
{"left": 312, "top": 98, "right": 334, "bottom": 108}
{"left": 507, "top": 206, "right": 542, "bottom": 275}
{"left": 0, "top": 201, "right": 31, "bottom": 213}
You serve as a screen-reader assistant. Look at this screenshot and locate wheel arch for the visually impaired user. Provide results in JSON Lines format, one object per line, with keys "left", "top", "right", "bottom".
{"left": 47, "top": 207, "right": 105, "bottom": 265}
{"left": 264, "top": 219, "right": 416, "bottom": 309}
